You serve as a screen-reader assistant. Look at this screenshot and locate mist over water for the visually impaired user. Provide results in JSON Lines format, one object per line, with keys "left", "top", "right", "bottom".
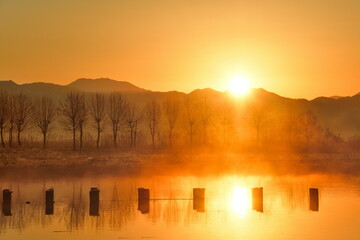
{"left": 1, "top": 173, "right": 360, "bottom": 240}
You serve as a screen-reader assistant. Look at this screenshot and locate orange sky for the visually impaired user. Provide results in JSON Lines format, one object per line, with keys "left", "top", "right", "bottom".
{"left": 0, "top": 0, "right": 360, "bottom": 99}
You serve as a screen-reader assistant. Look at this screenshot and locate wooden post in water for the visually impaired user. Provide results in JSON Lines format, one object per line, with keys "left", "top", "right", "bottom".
{"left": 309, "top": 188, "right": 319, "bottom": 211}
{"left": 193, "top": 188, "right": 205, "bottom": 212}
{"left": 89, "top": 187, "right": 100, "bottom": 216}
{"left": 252, "top": 187, "right": 263, "bottom": 212}
{"left": 137, "top": 188, "right": 150, "bottom": 214}
{"left": 45, "top": 189, "right": 54, "bottom": 215}
{"left": 2, "top": 189, "right": 12, "bottom": 216}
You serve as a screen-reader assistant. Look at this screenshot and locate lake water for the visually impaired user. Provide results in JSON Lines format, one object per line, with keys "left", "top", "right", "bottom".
{"left": 1, "top": 174, "right": 360, "bottom": 240}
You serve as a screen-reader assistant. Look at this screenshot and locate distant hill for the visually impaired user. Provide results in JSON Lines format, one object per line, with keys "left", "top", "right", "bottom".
{"left": 0, "top": 80, "right": 75, "bottom": 100}
{"left": 0, "top": 80, "right": 21, "bottom": 92}
{"left": 0, "top": 78, "right": 146, "bottom": 99}
{"left": 67, "top": 78, "right": 146, "bottom": 93}
{"left": 0, "top": 78, "right": 359, "bottom": 138}
{"left": 310, "top": 94, "right": 360, "bottom": 137}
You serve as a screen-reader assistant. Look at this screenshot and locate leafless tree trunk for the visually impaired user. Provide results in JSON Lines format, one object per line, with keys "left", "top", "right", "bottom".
{"left": 250, "top": 104, "right": 268, "bottom": 148}
{"left": 300, "top": 110, "right": 319, "bottom": 152}
{"left": 77, "top": 94, "right": 87, "bottom": 150}
{"left": 89, "top": 93, "right": 106, "bottom": 148}
{"left": 163, "top": 97, "right": 179, "bottom": 147}
{"left": 35, "top": 96, "right": 56, "bottom": 148}
{"left": 8, "top": 95, "right": 16, "bottom": 148}
{"left": 60, "top": 91, "right": 81, "bottom": 150}
{"left": 108, "top": 92, "right": 127, "bottom": 148}
{"left": 199, "top": 97, "right": 213, "bottom": 145}
{"left": 220, "top": 101, "right": 234, "bottom": 146}
{"left": 184, "top": 96, "right": 198, "bottom": 148}
{"left": 285, "top": 111, "right": 297, "bottom": 145}
{"left": 145, "top": 100, "right": 161, "bottom": 149}
{"left": 14, "top": 93, "right": 32, "bottom": 146}
{"left": 0, "top": 91, "right": 9, "bottom": 147}
{"left": 125, "top": 103, "right": 142, "bottom": 149}
{"left": 134, "top": 118, "right": 139, "bottom": 148}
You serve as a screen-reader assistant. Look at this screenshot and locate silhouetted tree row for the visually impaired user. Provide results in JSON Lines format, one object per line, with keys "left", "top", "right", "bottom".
{"left": 0, "top": 90, "right": 346, "bottom": 152}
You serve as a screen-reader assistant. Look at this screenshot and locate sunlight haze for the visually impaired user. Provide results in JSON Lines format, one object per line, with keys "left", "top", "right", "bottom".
{"left": 1, "top": 0, "right": 360, "bottom": 99}
{"left": 1, "top": 2, "right": 360, "bottom": 239}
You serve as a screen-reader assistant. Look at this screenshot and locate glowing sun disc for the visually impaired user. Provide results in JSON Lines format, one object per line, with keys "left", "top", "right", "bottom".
{"left": 228, "top": 77, "right": 251, "bottom": 96}
{"left": 231, "top": 186, "right": 250, "bottom": 218}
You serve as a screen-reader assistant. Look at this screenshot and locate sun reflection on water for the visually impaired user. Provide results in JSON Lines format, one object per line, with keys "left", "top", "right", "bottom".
{"left": 231, "top": 186, "right": 251, "bottom": 218}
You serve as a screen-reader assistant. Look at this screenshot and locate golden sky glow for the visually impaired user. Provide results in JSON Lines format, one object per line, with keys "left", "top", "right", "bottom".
{"left": 1, "top": 0, "right": 360, "bottom": 99}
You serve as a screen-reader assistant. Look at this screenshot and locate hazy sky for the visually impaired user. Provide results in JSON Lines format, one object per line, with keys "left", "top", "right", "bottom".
{"left": 1, "top": 0, "right": 360, "bottom": 99}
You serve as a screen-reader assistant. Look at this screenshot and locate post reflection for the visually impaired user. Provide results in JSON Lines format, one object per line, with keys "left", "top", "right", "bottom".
{"left": 137, "top": 188, "right": 150, "bottom": 214}
{"left": 309, "top": 188, "right": 319, "bottom": 211}
{"left": 252, "top": 187, "right": 263, "bottom": 212}
{"left": 45, "top": 189, "right": 54, "bottom": 215}
{"left": 89, "top": 188, "right": 100, "bottom": 216}
{"left": 2, "top": 189, "right": 12, "bottom": 216}
{"left": 1, "top": 175, "right": 358, "bottom": 240}
{"left": 193, "top": 188, "right": 205, "bottom": 212}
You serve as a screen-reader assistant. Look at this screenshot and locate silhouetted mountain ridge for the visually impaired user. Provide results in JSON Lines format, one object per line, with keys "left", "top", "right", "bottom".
{"left": 67, "top": 78, "right": 146, "bottom": 93}
{"left": 0, "top": 78, "right": 359, "bottom": 138}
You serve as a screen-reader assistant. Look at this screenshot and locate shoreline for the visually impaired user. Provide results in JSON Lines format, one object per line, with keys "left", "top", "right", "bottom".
{"left": 1, "top": 149, "right": 360, "bottom": 179}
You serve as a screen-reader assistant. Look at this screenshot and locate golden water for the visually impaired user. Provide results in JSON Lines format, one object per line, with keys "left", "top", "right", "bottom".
{"left": 0, "top": 174, "right": 359, "bottom": 240}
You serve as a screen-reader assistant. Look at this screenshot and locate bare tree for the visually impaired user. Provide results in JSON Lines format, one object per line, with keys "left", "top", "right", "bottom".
{"left": 284, "top": 111, "right": 303, "bottom": 149}
{"left": 249, "top": 103, "right": 268, "bottom": 148}
{"left": 108, "top": 92, "right": 127, "bottom": 148}
{"left": 125, "top": 103, "right": 142, "bottom": 149}
{"left": 300, "top": 110, "right": 319, "bottom": 152}
{"left": 60, "top": 91, "right": 81, "bottom": 150}
{"left": 163, "top": 97, "right": 179, "bottom": 147}
{"left": 34, "top": 96, "right": 56, "bottom": 148}
{"left": 14, "top": 92, "right": 32, "bottom": 146}
{"left": 184, "top": 96, "right": 198, "bottom": 148}
{"left": 199, "top": 97, "right": 213, "bottom": 145}
{"left": 284, "top": 110, "right": 298, "bottom": 145}
{"left": 0, "top": 91, "right": 8, "bottom": 147}
{"left": 144, "top": 99, "right": 161, "bottom": 149}
{"left": 220, "top": 101, "right": 235, "bottom": 146}
{"left": 77, "top": 93, "right": 87, "bottom": 150}
{"left": 8, "top": 95, "right": 16, "bottom": 147}
{"left": 89, "top": 92, "right": 106, "bottom": 148}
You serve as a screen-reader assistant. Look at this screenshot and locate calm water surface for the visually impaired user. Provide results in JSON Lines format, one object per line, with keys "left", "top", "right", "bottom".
{"left": 1, "top": 174, "right": 360, "bottom": 240}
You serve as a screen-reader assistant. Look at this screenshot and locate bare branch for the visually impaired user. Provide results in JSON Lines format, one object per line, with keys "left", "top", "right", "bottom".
{"left": 108, "top": 92, "right": 127, "bottom": 148}
{"left": 144, "top": 99, "right": 161, "bottom": 149}
{"left": 89, "top": 92, "right": 106, "bottom": 148}
{"left": 34, "top": 96, "right": 56, "bottom": 148}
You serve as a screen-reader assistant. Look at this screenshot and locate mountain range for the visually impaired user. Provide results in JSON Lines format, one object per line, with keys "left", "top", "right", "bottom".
{"left": 0, "top": 78, "right": 359, "bottom": 138}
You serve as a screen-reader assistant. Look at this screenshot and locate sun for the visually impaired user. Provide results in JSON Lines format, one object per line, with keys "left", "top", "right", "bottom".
{"left": 228, "top": 76, "right": 251, "bottom": 96}
{"left": 231, "top": 186, "right": 251, "bottom": 218}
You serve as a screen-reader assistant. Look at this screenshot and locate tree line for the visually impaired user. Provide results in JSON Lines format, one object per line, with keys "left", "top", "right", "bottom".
{"left": 0, "top": 90, "right": 176, "bottom": 150}
{"left": 0, "top": 90, "right": 345, "bottom": 152}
